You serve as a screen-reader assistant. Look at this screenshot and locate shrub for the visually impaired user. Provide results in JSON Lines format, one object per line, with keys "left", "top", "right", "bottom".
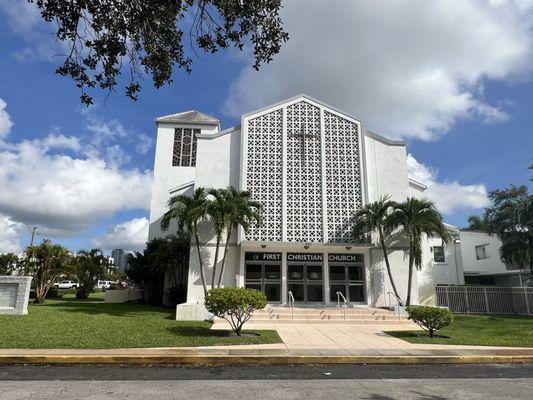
{"left": 205, "top": 287, "right": 267, "bottom": 336}
{"left": 165, "top": 285, "right": 187, "bottom": 306}
{"left": 405, "top": 305, "right": 453, "bottom": 338}
{"left": 45, "top": 287, "right": 63, "bottom": 299}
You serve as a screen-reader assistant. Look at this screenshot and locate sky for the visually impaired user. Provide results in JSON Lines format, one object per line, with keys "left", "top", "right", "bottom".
{"left": 0, "top": 0, "right": 531, "bottom": 255}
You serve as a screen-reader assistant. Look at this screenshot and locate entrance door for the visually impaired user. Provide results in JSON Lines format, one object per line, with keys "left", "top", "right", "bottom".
{"left": 244, "top": 252, "right": 282, "bottom": 302}
{"left": 288, "top": 264, "right": 324, "bottom": 303}
{"left": 329, "top": 254, "right": 365, "bottom": 303}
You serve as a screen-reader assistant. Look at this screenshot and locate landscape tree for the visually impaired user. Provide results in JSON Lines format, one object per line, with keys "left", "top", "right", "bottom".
{"left": 352, "top": 195, "right": 403, "bottom": 305}
{"left": 484, "top": 185, "right": 532, "bottom": 274}
{"left": 25, "top": 240, "right": 71, "bottom": 303}
{"left": 205, "top": 287, "right": 267, "bottom": 336}
{"left": 126, "top": 235, "right": 190, "bottom": 306}
{"left": 74, "top": 248, "right": 107, "bottom": 299}
{"left": 29, "top": 0, "right": 289, "bottom": 105}
{"left": 161, "top": 187, "right": 209, "bottom": 296}
{"left": 389, "top": 198, "right": 451, "bottom": 306}
{"left": 466, "top": 215, "right": 488, "bottom": 231}
{"left": 0, "top": 253, "right": 19, "bottom": 276}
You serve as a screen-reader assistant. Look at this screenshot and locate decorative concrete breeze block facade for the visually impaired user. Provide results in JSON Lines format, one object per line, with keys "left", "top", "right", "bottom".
{"left": 0, "top": 276, "right": 32, "bottom": 315}
{"left": 147, "top": 94, "right": 524, "bottom": 319}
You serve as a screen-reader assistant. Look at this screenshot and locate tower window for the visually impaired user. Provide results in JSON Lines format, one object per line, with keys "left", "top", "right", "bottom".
{"left": 172, "top": 128, "right": 200, "bottom": 166}
{"left": 433, "top": 246, "right": 446, "bottom": 263}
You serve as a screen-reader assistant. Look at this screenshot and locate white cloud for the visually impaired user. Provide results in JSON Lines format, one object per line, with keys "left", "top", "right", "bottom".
{"left": 81, "top": 109, "right": 153, "bottom": 161}
{"left": 225, "top": 0, "right": 533, "bottom": 140}
{"left": 136, "top": 134, "right": 155, "bottom": 155}
{"left": 0, "top": 97, "right": 153, "bottom": 251}
{"left": 407, "top": 154, "right": 490, "bottom": 214}
{"left": 0, "top": 214, "right": 24, "bottom": 254}
{"left": 0, "top": 97, "right": 13, "bottom": 139}
{"left": 0, "top": 0, "right": 63, "bottom": 62}
{"left": 92, "top": 217, "right": 149, "bottom": 252}
{"left": 0, "top": 114, "right": 152, "bottom": 237}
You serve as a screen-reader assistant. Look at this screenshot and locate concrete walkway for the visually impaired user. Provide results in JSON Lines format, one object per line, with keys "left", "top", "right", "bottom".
{"left": 2, "top": 322, "right": 533, "bottom": 363}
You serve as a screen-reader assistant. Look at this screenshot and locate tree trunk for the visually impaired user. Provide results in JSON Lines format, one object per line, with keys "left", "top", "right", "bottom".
{"left": 379, "top": 228, "right": 403, "bottom": 306}
{"left": 406, "top": 238, "right": 414, "bottom": 306}
{"left": 211, "top": 235, "right": 221, "bottom": 290}
{"left": 193, "top": 224, "right": 208, "bottom": 298}
{"left": 217, "top": 227, "right": 232, "bottom": 288}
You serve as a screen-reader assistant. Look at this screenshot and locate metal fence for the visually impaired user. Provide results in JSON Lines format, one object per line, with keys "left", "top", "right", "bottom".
{"left": 436, "top": 285, "right": 533, "bottom": 315}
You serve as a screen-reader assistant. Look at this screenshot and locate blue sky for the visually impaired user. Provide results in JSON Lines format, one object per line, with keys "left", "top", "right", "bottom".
{"left": 0, "top": 0, "right": 531, "bottom": 255}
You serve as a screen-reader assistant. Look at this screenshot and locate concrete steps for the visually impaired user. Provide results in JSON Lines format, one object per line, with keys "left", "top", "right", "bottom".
{"left": 212, "top": 305, "right": 411, "bottom": 326}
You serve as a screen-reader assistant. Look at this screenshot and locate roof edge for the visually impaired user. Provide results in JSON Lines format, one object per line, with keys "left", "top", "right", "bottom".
{"left": 155, "top": 110, "right": 220, "bottom": 126}
{"left": 241, "top": 93, "right": 364, "bottom": 123}
{"left": 196, "top": 125, "right": 241, "bottom": 139}
{"left": 408, "top": 177, "right": 428, "bottom": 191}
{"left": 365, "top": 130, "right": 407, "bottom": 146}
{"left": 169, "top": 180, "right": 195, "bottom": 194}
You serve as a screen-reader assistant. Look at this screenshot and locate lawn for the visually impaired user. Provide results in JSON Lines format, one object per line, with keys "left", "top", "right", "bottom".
{"left": 386, "top": 314, "right": 533, "bottom": 347}
{"left": 0, "top": 296, "right": 281, "bottom": 349}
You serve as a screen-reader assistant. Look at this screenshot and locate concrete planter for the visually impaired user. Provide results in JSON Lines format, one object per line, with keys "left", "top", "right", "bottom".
{"left": 104, "top": 289, "right": 143, "bottom": 303}
{"left": 0, "top": 276, "right": 33, "bottom": 315}
{"left": 176, "top": 302, "right": 213, "bottom": 321}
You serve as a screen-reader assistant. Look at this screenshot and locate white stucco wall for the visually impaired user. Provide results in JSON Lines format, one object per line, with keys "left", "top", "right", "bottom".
{"left": 148, "top": 122, "right": 219, "bottom": 240}
{"left": 363, "top": 133, "right": 410, "bottom": 203}
{"left": 194, "top": 128, "right": 241, "bottom": 189}
{"left": 417, "top": 234, "right": 464, "bottom": 305}
{"left": 458, "top": 230, "right": 508, "bottom": 274}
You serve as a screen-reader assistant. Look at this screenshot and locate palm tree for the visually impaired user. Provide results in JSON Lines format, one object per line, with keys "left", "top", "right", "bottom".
{"left": 216, "top": 187, "right": 261, "bottom": 287}
{"left": 207, "top": 188, "right": 230, "bottom": 288}
{"left": 75, "top": 249, "right": 107, "bottom": 299}
{"left": 353, "top": 195, "right": 403, "bottom": 305}
{"left": 161, "top": 187, "right": 209, "bottom": 297}
{"left": 389, "top": 197, "right": 451, "bottom": 306}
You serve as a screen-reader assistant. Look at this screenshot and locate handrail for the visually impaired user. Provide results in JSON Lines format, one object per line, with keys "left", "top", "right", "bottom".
{"left": 336, "top": 291, "right": 347, "bottom": 320}
{"left": 288, "top": 291, "right": 295, "bottom": 320}
{"left": 387, "top": 291, "right": 402, "bottom": 321}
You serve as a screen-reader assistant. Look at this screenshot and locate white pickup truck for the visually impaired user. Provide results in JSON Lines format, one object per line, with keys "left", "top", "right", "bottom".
{"left": 55, "top": 280, "right": 79, "bottom": 289}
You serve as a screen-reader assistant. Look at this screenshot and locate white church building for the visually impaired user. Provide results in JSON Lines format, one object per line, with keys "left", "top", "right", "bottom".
{"left": 148, "top": 94, "right": 519, "bottom": 317}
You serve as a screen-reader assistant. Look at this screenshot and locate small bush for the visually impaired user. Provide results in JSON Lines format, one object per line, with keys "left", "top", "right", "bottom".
{"left": 405, "top": 305, "right": 453, "bottom": 338}
{"left": 45, "top": 287, "right": 63, "bottom": 299}
{"left": 205, "top": 287, "right": 267, "bottom": 336}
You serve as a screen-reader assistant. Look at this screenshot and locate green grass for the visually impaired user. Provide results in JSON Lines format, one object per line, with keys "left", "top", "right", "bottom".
{"left": 0, "top": 298, "right": 281, "bottom": 349}
{"left": 59, "top": 291, "right": 106, "bottom": 300}
{"left": 386, "top": 314, "right": 533, "bottom": 347}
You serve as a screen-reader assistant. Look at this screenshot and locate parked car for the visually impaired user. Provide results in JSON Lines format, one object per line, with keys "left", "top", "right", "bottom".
{"left": 55, "top": 280, "right": 79, "bottom": 289}
{"left": 96, "top": 280, "right": 117, "bottom": 289}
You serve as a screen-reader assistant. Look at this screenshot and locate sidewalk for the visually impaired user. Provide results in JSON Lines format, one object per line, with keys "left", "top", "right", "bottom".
{"left": 2, "top": 323, "right": 533, "bottom": 364}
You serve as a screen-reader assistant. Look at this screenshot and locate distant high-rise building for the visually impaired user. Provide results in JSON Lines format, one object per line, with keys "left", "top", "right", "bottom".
{"left": 111, "top": 249, "right": 128, "bottom": 271}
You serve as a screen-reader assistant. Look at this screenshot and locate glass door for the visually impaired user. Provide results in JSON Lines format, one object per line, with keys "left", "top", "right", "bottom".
{"left": 245, "top": 256, "right": 281, "bottom": 302}
{"left": 329, "top": 254, "right": 365, "bottom": 303}
{"left": 288, "top": 263, "right": 324, "bottom": 303}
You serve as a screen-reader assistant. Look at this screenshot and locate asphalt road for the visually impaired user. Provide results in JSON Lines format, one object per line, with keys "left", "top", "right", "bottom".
{"left": 1, "top": 364, "right": 533, "bottom": 399}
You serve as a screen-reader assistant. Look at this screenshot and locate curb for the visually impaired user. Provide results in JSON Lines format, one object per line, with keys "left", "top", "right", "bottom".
{"left": 1, "top": 355, "right": 533, "bottom": 365}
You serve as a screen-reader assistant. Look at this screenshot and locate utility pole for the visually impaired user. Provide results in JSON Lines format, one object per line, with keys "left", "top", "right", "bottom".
{"left": 28, "top": 226, "right": 38, "bottom": 247}
{"left": 25, "top": 225, "right": 39, "bottom": 273}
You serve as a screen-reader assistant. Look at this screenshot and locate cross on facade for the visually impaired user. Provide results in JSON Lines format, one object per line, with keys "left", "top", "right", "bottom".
{"left": 293, "top": 123, "right": 316, "bottom": 167}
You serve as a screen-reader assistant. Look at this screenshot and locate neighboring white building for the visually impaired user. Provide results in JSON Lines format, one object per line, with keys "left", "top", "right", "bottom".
{"left": 425, "top": 229, "right": 532, "bottom": 290}
{"left": 147, "top": 94, "right": 526, "bottom": 318}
